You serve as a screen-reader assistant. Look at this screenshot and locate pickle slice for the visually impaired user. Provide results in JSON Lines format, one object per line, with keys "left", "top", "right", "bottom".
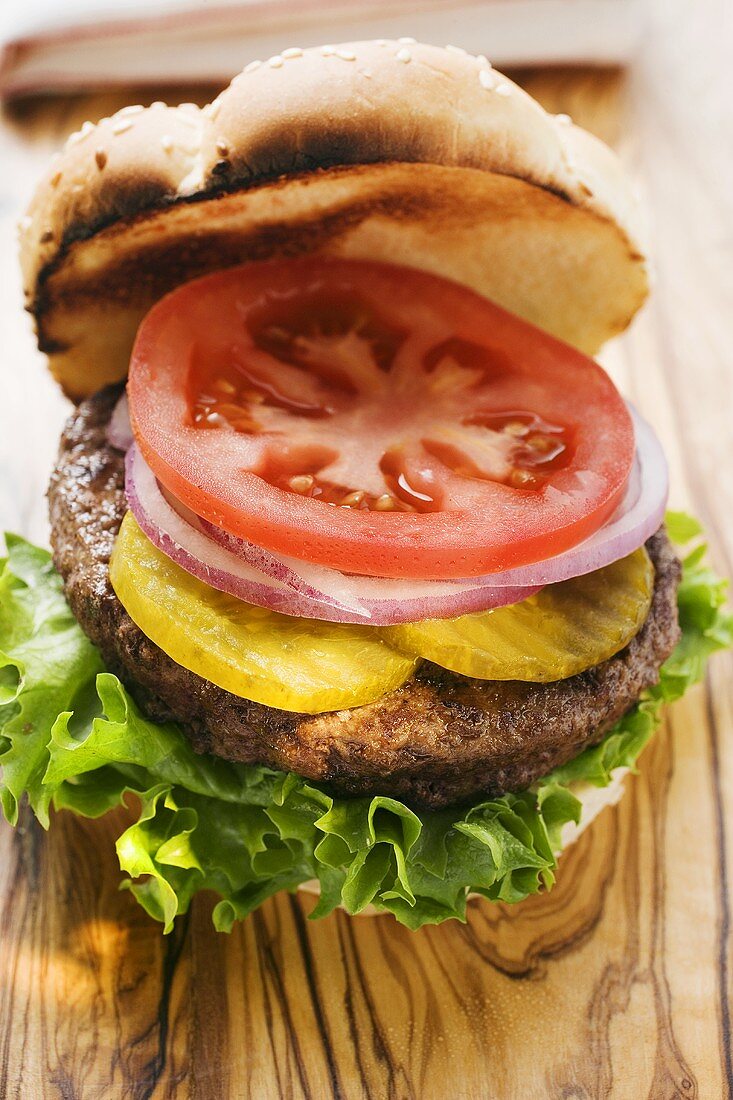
{"left": 383, "top": 548, "right": 654, "bottom": 682}
{"left": 110, "top": 513, "right": 417, "bottom": 714}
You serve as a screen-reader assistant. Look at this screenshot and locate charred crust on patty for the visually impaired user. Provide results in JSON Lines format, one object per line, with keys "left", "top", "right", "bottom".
{"left": 48, "top": 387, "right": 682, "bottom": 811}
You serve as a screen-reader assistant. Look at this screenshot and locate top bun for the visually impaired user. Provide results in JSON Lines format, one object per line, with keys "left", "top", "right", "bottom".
{"left": 19, "top": 40, "right": 649, "bottom": 400}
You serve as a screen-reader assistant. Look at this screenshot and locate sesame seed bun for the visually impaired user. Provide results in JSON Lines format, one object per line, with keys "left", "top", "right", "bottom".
{"left": 19, "top": 40, "right": 649, "bottom": 401}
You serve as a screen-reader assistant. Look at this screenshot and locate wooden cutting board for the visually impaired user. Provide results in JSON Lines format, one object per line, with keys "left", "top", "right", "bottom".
{"left": 1, "top": 4, "right": 731, "bottom": 1096}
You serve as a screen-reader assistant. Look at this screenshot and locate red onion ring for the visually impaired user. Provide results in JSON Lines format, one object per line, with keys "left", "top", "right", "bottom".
{"left": 125, "top": 446, "right": 370, "bottom": 620}
{"left": 125, "top": 446, "right": 541, "bottom": 625}
{"left": 123, "top": 401, "right": 666, "bottom": 624}
{"left": 459, "top": 404, "right": 668, "bottom": 587}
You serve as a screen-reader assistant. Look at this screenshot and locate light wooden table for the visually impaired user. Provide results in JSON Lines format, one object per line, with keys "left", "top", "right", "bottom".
{"left": 1, "top": 3, "right": 732, "bottom": 1097}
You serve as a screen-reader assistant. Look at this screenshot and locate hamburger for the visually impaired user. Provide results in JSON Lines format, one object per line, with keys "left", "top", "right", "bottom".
{"left": 2, "top": 41, "right": 730, "bottom": 931}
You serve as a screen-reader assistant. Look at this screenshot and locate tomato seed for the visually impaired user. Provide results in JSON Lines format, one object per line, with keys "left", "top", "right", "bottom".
{"left": 340, "top": 490, "right": 366, "bottom": 507}
{"left": 214, "top": 378, "right": 236, "bottom": 395}
{"left": 214, "top": 403, "right": 247, "bottom": 420}
{"left": 509, "top": 468, "right": 538, "bottom": 488}
{"left": 374, "top": 493, "right": 397, "bottom": 511}
{"left": 504, "top": 421, "right": 529, "bottom": 437}
{"left": 289, "top": 475, "right": 315, "bottom": 493}
{"left": 527, "top": 434, "right": 557, "bottom": 453}
{"left": 242, "top": 389, "right": 266, "bottom": 404}
{"left": 230, "top": 418, "right": 258, "bottom": 433}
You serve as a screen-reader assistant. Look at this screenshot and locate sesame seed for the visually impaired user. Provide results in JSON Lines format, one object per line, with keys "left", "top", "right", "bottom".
{"left": 321, "top": 44, "right": 336, "bottom": 56}
{"left": 336, "top": 49, "right": 356, "bottom": 61}
{"left": 361, "top": 67, "right": 373, "bottom": 78}
{"left": 66, "top": 121, "right": 93, "bottom": 147}
{"left": 244, "top": 59, "right": 261, "bottom": 73}
{"left": 398, "top": 36, "right": 416, "bottom": 44}
{"left": 151, "top": 100, "right": 166, "bottom": 109}
{"left": 268, "top": 54, "right": 284, "bottom": 68}
{"left": 476, "top": 54, "right": 491, "bottom": 67}
{"left": 179, "top": 102, "right": 198, "bottom": 113}
{"left": 50, "top": 170, "right": 62, "bottom": 187}
{"left": 446, "top": 44, "right": 467, "bottom": 55}
{"left": 282, "top": 47, "right": 303, "bottom": 58}
{"left": 118, "top": 104, "right": 144, "bottom": 117}
{"left": 111, "top": 119, "right": 133, "bottom": 135}
{"left": 160, "top": 134, "right": 174, "bottom": 153}
{"left": 555, "top": 112, "right": 572, "bottom": 126}
{"left": 94, "top": 147, "right": 108, "bottom": 170}
{"left": 479, "top": 69, "right": 495, "bottom": 90}
{"left": 396, "top": 48, "right": 412, "bottom": 63}
{"left": 495, "top": 82, "right": 512, "bottom": 96}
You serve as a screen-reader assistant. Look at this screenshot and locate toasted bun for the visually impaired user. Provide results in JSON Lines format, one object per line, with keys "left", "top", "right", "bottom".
{"left": 20, "top": 40, "right": 649, "bottom": 401}
{"left": 297, "top": 768, "right": 630, "bottom": 916}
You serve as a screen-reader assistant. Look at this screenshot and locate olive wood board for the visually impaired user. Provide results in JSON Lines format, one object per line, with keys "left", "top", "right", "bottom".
{"left": 1, "top": 3, "right": 731, "bottom": 1095}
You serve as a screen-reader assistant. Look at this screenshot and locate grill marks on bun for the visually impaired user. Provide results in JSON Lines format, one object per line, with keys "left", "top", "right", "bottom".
{"left": 19, "top": 40, "right": 649, "bottom": 400}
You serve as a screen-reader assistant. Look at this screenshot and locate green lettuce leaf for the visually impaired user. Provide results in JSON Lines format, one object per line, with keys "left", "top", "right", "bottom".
{"left": 0, "top": 516, "right": 730, "bottom": 931}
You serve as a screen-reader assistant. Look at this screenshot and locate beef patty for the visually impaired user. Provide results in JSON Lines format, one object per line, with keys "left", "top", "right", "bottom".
{"left": 48, "top": 386, "right": 682, "bottom": 810}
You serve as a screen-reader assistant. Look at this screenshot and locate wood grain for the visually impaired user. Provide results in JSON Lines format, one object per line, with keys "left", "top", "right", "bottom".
{"left": 1, "top": 2, "right": 732, "bottom": 1096}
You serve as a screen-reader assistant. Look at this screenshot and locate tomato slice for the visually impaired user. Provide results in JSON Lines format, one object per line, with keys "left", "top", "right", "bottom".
{"left": 128, "top": 259, "right": 634, "bottom": 580}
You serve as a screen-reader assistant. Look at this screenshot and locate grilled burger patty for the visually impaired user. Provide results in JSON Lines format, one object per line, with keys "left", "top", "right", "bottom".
{"left": 49, "top": 387, "right": 682, "bottom": 810}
